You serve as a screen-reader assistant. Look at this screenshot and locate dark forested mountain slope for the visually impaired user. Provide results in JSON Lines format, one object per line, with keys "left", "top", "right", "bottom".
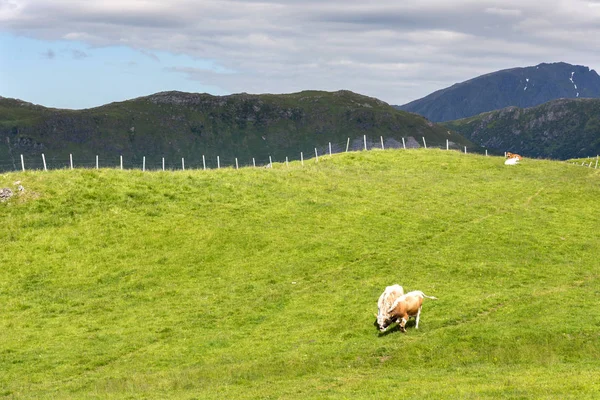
{"left": 0, "top": 90, "right": 475, "bottom": 170}
{"left": 397, "top": 62, "right": 600, "bottom": 122}
{"left": 443, "top": 98, "right": 600, "bottom": 159}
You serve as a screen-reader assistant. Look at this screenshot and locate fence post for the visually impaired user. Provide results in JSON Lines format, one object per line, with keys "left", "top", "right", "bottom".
{"left": 143, "top": 156, "right": 146, "bottom": 171}
{"left": 446, "top": 139, "right": 449, "bottom": 150}
{"left": 42, "top": 153, "right": 47, "bottom": 171}
{"left": 315, "top": 148, "right": 319, "bottom": 162}
{"left": 329, "top": 142, "right": 332, "bottom": 156}
{"left": 120, "top": 155, "right": 123, "bottom": 170}
{"left": 269, "top": 156, "right": 273, "bottom": 168}
{"left": 20, "top": 154, "right": 25, "bottom": 171}
{"left": 464, "top": 146, "right": 467, "bottom": 154}
{"left": 70, "top": 154, "right": 73, "bottom": 169}
{"left": 203, "top": 155, "right": 206, "bottom": 170}
{"left": 96, "top": 155, "right": 99, "bottom": 169}
{"left": 286, "top": 156, "right": 289, "bottom": 167}
{"left": 235, "top": 158, "right": 239, "bottom": 170}
{"left": 364, "top": 135, "right": 367, "bottom": 151}
{"left": 162, "top": 157, "right": 165, "bottom": 171}
{"left": 301, "top": 152, "right": 304, "bottom": 166}
{"left": 252, "top": 157, "right": 255, "bottom": 168}
{"left": 346, "top": 137, "right": 350, "bottom": 152}
{"left": 485, "top": 149, "right": 488, "bottom": 156}
{"left": 381, "top": 136, "right": 385, "bottom": 150}
{"left": 217, "top": 156, "right": 220, "bottom": 169}
{"left": 596, "top": 159, "right": 598, "bottom": 169}
{"left": 422, "top": 137, "right": 427, "bottom": 149}
{"left": 181, "top": 158, "right": 185, "bottom": 170}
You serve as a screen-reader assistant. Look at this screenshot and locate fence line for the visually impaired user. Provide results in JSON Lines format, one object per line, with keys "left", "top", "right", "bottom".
{"left": 8, "top": 135, "right": 591, "bottom": 173}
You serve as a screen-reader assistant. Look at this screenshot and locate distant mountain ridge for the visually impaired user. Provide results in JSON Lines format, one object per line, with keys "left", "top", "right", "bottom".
{"left": 0, "top": 90, "right": 475, "bottom": 171}
{"left": 396, "top": 62, "right": 600, "bottom": 122}
{"left": 443, "top": 98, "right": 600, "bottom": 160}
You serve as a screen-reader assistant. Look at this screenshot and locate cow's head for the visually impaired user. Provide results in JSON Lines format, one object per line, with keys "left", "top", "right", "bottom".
{"left": 375, "top": 313, "right": 392, "bottom": 332}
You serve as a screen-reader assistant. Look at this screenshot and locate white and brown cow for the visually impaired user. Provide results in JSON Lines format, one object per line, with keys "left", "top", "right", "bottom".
{"left": 506, "top": 152, "right": 523, "bottom": 160}
{"left": 375, "top": 284, "right": 404, "bottom": 332}
{"left": 381, "top": 290, "right": 437, "bottom": 333}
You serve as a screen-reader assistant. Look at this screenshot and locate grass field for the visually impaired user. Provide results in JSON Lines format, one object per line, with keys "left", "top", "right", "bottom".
{"left": 1, "top": 149, "right": 599, "bottom": 399}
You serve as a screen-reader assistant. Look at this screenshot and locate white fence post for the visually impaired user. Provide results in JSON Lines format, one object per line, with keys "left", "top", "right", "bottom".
{"left": 485, "top": 149, "right": 488, "bottom": 156}
{"left": 269, "top": 156, "right": 273, "bottom": 168}
{"left": 96, "top": 155, "right": 99, "bottom": 169}
{"left": 235, "top": 158, "right": 239, "bottom": 170}
{"left": 70, "top": 154, "right": 73, "bottom": 169}
{"left": 446, "top": 139, "right": 449, "bottom": 150}
{"left": 363, "top": 135, "right": 367, "bottom": 151}
{"left": 42, "top": 153, "right": 47, "bottom": 171}
{"left": 596, "top": 159, "right": 598, "bottom": 169}
{"left": 402, "top": 137, "right": 406, "bottom": 149}
{"left": 381, "top": 136, "right": 385, "bottom": 150}
{"left": 329, "top": 142, "right": 332, "bottom": 156}
{"left": 464, "top": 146, "right": 467, "bottom": 154}
{"left": 217, "top": 156, "right": 220, "bottom": 169}
{"left": 422, "top": 137, "right": 427, "bottom": 149}
{"left": 182, "top": 158, "right": 185, "bottom": 171}
{"left": 120, "top": 155, "right": 123, "bottom": 170}
{"left": 346, "top": 137, "right": 350, "bottom": 152}
{"left": 315, "top": 148, "right": 319, "bottom": 162}
{"left": 203, "top": 155, "right": 206, "bottom": 170}
{"left": 20, "top": 154, "right": 25, "bottom": 171}
{"left": 143, "top": 156, "right": 146, "bottom": 171}
{"left": 286, "top": 156, "right": 289, "bottom": 167}
{"left": 252, "top": 157, "right": 255, "bottom": 168}
{"left": 301, "top": 152, "right": 304, "bottom": 166}
{"left": 162, "top": 157, "right": 165, "bottom": 171}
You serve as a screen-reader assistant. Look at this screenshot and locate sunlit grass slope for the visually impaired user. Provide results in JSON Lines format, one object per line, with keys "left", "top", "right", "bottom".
{"left": 1, "top": 149, "right": 599, "bottom": 399}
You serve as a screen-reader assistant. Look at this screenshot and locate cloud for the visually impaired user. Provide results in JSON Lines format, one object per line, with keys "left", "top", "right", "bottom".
{"left": 4, "top": 0, "right": 600, "bottom": 104}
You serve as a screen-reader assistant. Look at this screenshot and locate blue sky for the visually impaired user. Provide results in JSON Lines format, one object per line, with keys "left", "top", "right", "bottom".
{"left": 0, "top": 33, "right": 227, "bottom": 109}
{"left": 2, "top": 0, "right": 600, "bottom": 109}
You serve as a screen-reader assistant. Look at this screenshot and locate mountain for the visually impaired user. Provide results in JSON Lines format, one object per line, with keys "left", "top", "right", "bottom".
{"left": 443, "top": 98, "right": 600, "bottom": 160}
{"left": 396, "top": 62, "right": 600, "bottom": 122}
{"left": 0, "top": 90, "right": 475, "bottom": 171}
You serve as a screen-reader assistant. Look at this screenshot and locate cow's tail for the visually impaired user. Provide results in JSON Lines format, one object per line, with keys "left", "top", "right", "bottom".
{"left": 417, "top": 290, "right": 438, "bottom": 300}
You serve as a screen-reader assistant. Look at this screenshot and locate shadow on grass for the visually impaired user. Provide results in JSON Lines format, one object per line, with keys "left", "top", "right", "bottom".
{"left": 376, "top": 319, "right": 418, "bottom": 337}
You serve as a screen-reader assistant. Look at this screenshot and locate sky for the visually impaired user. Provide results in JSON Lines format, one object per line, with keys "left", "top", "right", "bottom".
{"left": 2, "top": 0, "right": 600, "bottom": 110}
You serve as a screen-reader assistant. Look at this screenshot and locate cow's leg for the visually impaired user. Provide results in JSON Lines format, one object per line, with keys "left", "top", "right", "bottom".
{"left": 415, "top": 306, "right": 422, "bottom": 329}
{"left": 399, "top": 316, "right": 408, "bottom": 333}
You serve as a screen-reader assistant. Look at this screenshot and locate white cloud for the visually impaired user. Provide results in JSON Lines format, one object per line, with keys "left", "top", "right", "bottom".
{"left": 3, "top": 0, "right": 600, "bottom": 105}
{"left": 484, "top": 7, "right": 522, "bottom": 17}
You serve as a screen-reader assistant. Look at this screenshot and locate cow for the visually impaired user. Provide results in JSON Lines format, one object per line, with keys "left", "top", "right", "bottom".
{"left": 374, "top": 284, "right": 404, "bottom": 332}
{"left": 382, "top": 290, "right": 438, "bottom": 333}
{"left": 504, "top": 157, "right": 519, "bottom": 165}
{"left": 506, "top": 152, "right": 523, "bottom": 160}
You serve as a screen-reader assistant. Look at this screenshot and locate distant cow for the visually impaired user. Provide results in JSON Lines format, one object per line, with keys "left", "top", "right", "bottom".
{"left": 504, "top": 157, "right": 519, "bottom": 165}
{"left": 506, "top": 152, "right": 523, "bottom": 160}
{"left": 375, "top": 284, "right": 404, "bottom": 332}
{"left": 382, "top": 290, "right": 438, "bottom": 333}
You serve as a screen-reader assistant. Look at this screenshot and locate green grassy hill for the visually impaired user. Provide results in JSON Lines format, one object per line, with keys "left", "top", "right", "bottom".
{"left": 0, "top": 91, "right": 476, "bottom": 172}
{"left": 1, "top": 150, "right": 599, "bottom": 398}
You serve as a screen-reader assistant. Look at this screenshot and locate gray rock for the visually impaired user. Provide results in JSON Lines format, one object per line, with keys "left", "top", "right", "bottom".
{"left": 0, "top": 188, "right": 13, "bottom": 201}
